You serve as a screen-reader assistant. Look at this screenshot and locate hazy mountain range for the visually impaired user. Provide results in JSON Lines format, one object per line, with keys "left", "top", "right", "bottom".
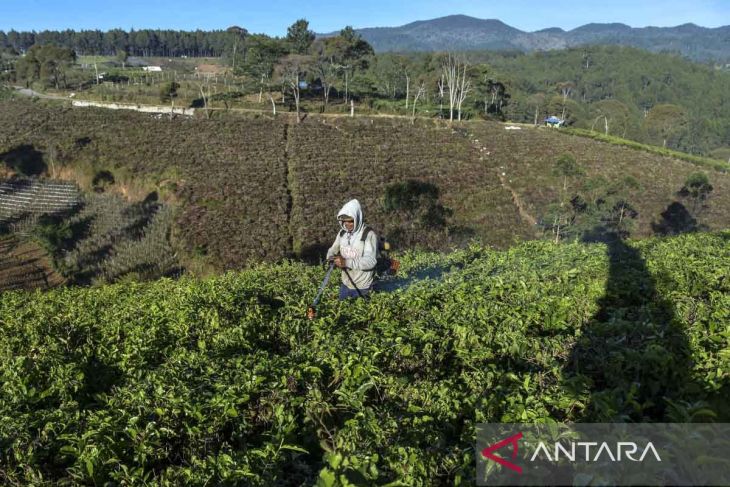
{"left": 330, "top": 15, "right": 730, "bottom": 62}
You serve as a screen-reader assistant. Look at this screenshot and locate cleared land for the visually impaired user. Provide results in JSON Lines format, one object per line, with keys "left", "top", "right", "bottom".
{"left": 0, "top": 236, "right": 64, "bottom": 291}
{"left": 466, "top": 124, "right": 730, "bottom": 237}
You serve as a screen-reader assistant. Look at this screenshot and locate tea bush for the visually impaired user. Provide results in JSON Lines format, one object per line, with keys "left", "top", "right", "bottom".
{"left": 1, "top": 231, "right": 727, "bottom": 485}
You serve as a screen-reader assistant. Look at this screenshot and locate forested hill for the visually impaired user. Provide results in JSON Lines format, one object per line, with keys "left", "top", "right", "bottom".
{"left": 467, "top": 46, "right": 730, "bottom": 157}
{"left": 352, "top": 15, "right": 730, "bottom": 62}
{"left": 2, "top": 16, "right": 729, "bottom": 62}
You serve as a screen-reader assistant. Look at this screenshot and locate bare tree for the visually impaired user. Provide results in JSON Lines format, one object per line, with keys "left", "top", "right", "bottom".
{"left": 315, "top": 57, "right": 337, "bottom": 111}
{"left": 267, "top": 93, "right": 277, "bottom": 116}
{"left": 281, "top": 59, "right": 305, "bottom": 123}
{"left": 442, "top": 54, "right": 472, "bottom": 122}
{"left": 342, "top": 65, "right": 351, "bottom": 103}
{"left": 591, "top": 114, "right": 609, "bottom": 135}
{"left": 411, "top": 82, "right": 426, "bottom": 124}
{"left": 196, "top": 76, "right": 213, "bottom": 119}
{"left": 528, "top": 93, "right": 546, "bottom": 125}
{"left": 437, "top": 74, "right": 445, "bottom": 119}
{"left": 456, "top": 66, "right": 471, "bottom": 121}
{"left": 443, "top": 57, "right": 458, "bottom": 121}
{"left": 258, "top": 74, "right": 269, "bottom": 103}
{"left": 333, "top": 63, "right": 351, "bottom": 103}
{"left": 557, "top": 82, "right": 575, "bottom": 120}
{"left": 404, "top": 70, "right": 410, "bottom": 110}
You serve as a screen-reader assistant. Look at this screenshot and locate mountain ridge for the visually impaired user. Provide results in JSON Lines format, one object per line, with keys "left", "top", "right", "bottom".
{"left": 321, "top": 15, "right": 730, "bottom": 62}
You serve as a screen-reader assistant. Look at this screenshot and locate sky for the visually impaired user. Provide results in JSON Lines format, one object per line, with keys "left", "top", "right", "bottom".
{"left": 1, "top": 0, "right": 728, "bottom": 34}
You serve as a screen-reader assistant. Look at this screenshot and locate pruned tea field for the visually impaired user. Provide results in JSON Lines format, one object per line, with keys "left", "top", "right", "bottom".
{"left": 2, "top": 99, "right": 729, "bottom": 280}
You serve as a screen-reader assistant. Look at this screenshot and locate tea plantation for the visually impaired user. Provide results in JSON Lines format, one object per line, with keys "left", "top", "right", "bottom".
{"left": 2, "top": 99, "right": 729, "bottom": 278}
{"left": 1, "top": 231, "right": 728, "bottom": 485}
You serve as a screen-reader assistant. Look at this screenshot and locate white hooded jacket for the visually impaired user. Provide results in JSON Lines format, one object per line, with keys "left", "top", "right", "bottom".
{"left": 325, "top": 199, "right": 378, "bottom": 290}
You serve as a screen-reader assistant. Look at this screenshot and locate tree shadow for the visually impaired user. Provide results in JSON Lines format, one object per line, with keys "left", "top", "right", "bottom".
{"left": 297, "top": 242, "right": 330, "bottom": 265}
{"left": 382, "top": 180, "right": 454, "bottom": 250}
{"left": 0, "top": 145, "right": 47, "bottom": 176}
{"left": 567, "top": 227, "right": 700, "bottom": 421}
{"left": 74, "top": 136, "right": 92, "bottom": 149}
{"left": 71, "top": 243, "right": 114, "bottom": 285}
{"left": 91, "top": 170, "right": 115, "bottom": 193}
{"left": 119, "top": 192, "right": 161, "bottom": 238}
{"left": 652, "top": 201, "right": 704, "bottom": 236}
{"left": 77, "top": 357, "right": 123, "bottom": 410}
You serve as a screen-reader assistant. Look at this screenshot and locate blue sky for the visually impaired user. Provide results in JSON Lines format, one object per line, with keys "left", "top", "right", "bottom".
{"left": 1, "top": 0, "right": 728, "bottom": 34}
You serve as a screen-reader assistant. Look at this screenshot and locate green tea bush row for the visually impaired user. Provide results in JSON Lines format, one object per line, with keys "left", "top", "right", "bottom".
{"left": 1, "top": 231, "right": 727, "bottom": 485}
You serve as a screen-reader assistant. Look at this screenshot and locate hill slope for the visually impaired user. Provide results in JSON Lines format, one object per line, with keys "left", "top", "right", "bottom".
{"left": 1, "top": 231, "right": 728, "bottom": 484}
{"left": 1, "top": 100, "right": 729, "bottom": 277}
{"left": 464, "top": 124, "right": 730, "bottom": 237}
{"left": 0, "top": 235, "right": 64, "bottom": 291}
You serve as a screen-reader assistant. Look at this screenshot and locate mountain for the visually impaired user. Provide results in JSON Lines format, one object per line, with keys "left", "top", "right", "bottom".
{"left": 341, "top": 15, "right": 730, "bottom": 62}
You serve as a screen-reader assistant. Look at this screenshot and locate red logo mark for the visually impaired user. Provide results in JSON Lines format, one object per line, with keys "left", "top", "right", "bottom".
{"left": 481, "top": 432, "right": 524, "bottom": 474}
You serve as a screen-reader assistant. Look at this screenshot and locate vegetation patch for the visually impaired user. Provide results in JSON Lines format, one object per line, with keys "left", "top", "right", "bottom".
{"left": 0, "top": 231, "right": 727, "bottom": 484}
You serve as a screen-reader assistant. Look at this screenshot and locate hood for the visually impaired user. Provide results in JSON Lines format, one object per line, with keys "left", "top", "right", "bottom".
{"left": 337, "top": 199, "right": 364, "bottom": 234}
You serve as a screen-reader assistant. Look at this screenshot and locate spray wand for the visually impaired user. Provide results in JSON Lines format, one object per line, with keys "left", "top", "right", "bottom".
{"left": 307, "top": 260, "right": 336, "bottom": 320}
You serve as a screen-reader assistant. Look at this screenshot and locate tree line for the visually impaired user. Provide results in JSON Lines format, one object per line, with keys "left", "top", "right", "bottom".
{"left": 1, "top": 27, "right": 243, "bottom": 57}
{"left": 0, "top": 21, "right": 340, "bottom": 59}
{"left": 3, "top": 22, "right": 729, "bottom": 157}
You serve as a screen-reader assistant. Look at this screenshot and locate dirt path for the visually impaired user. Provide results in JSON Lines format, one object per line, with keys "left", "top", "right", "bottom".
{"left": 10, "top": 86, "right": 509, "bottom": 124}
{"left": 497, "top": 172, "right": 538, "bottom": 227}
{"left": 282, "top": 124, "right": 296, "bottom": 253}
{"left": 468, "top": 133, "right": 539, "bottom": 228}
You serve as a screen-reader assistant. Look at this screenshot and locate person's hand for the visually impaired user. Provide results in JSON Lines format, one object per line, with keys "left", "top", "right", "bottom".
{"left": 333, "top": 256, "right": 347, "bottom": 268}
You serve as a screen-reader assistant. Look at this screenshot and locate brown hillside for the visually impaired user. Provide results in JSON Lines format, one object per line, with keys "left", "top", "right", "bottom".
{"left": 465, "top": 124, "right": 730, "bottom": 235}
{"left": 1, "top": 99, "right": 728, "bottom": 277}
{"left": 0, "top": 236, "right": 64, "bottom": 291}
{"left": 287, "top": 118, "right": 532, "bottom": 256}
